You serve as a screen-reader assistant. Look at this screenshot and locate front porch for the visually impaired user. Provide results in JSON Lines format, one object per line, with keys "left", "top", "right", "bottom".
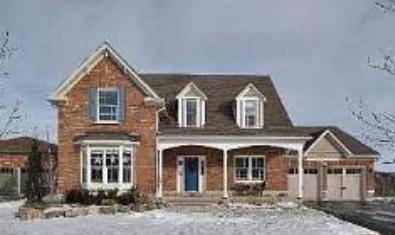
{"left": 156, "top": 135, "right": 310, "bottom": 199}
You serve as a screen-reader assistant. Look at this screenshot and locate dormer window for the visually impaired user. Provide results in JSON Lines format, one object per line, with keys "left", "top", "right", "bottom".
{"left": 176, "top": 82, "right": 207, "bottom": 128}
{"left": 236, "top": 83, "right": 266, "bottom": 129}
{"left": 244, "top": 99, "right": 259, "bottom": 128}
{"left": 186, "top": 98, "right": 198, "bottom": 127}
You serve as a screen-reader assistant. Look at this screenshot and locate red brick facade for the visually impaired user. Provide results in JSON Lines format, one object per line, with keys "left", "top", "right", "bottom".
{"left": 162, "top": 146, "right": 288, "bottom": 194}
{"left": 56, "top": 57, "right": 157, "bottom": 194}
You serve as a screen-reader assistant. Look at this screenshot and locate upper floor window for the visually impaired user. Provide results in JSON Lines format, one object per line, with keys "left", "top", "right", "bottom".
{"left": 186, "top": 98, "right": 198, "bottom": 127}
{"left": 235, "top": 83, "right": 266, "bottom": 129}
{"left": 176, "top": 82, "right": 207, "bottom": 128}
{"left": 244, "top": 99, "right": 259, "bottom": 128}
{"left": 88, "top": 86, "right": 125, "bottom": 124}
{"left": 98, "top": 88, "right": 119, "bottom": 122}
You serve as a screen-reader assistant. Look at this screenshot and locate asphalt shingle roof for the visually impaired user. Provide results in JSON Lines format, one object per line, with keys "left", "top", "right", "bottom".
{"left": 141, "top": 73, "right": 379, "bottom": 156}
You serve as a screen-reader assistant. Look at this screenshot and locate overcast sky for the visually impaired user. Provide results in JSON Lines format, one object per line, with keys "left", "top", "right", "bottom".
{"left": 0, "top": 0, "right": 394, "bottom": 161}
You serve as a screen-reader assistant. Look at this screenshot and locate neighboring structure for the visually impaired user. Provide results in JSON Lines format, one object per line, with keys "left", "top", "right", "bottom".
{"left": 375, "top": 161, "right": 395, "bottom": 196}
{"left": 0, "top": 137, "right": 57, "bottom": 196}
{"left": 48, "top": 42, "right": 379, "bottom": 201}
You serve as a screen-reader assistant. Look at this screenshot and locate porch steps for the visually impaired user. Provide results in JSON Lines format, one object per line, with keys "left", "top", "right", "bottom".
{"left": 165, "top": 196, "right": 222, "bottom": 207}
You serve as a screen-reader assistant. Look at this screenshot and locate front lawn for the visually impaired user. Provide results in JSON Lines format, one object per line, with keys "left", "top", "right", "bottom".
{"left": 0, "top": 200, "right": 377, "bottom": 235}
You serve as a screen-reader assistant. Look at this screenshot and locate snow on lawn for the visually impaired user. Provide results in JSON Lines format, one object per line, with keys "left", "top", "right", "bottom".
{"left": 0, "top": 200, "right": 378, "bottom": 235}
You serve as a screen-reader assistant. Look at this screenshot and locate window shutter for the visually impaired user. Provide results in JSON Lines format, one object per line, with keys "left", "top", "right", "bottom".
{"left": 88, "top": 87, "right": 97, "bottom": 121}
{"left": 119, "top": 86, "right": 126, "bottom": 122}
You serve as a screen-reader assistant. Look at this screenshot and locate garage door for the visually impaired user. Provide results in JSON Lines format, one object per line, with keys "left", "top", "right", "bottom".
{"left": 327, "top": 167, "right": 363, "bottom": 201}
{"left": 288, "top": 167, "right": 319, "bottom": 201}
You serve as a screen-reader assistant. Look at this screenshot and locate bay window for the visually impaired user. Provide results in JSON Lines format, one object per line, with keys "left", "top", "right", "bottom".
{"left": 234, "top": 156, "right": 265, "bottom": 182}
{"left": 81, "top": 145, "right": 133, "bottom": 190}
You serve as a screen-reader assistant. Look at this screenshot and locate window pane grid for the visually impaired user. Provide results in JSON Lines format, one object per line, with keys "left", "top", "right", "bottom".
{"left": 185, "top": 99, "right": 198, "bottom": 127}
{"left": 98, "top": 89, "right": 119, "bottom": 122}
{"left": 235, "top": 157, "right": 265, "bottom": 182}
{"left": 88, "top": 147, "right": 132, "bottom": 185}
{"left": 244, "top": 100, "right": 259, "bottom": 127}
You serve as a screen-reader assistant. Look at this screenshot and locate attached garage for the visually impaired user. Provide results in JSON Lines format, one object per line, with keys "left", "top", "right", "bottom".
{"left": 287, "top": 127, "right": 378, "bottom": 201}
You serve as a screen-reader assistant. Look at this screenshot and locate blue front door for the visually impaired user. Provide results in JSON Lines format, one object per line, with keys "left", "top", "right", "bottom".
{"left": 184, "top": 157, "right": 199, "bottom": 192}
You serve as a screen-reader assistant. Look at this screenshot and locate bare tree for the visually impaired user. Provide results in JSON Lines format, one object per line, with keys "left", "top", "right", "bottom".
{"left": 348, "top": 1, "right": 395, "bottom": 155}
{"left": 0, "top": 31, "right": 22, "bottom": 138}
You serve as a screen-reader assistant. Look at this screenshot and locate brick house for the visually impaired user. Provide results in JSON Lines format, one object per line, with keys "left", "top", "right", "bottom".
{"left": 48, "top": 42, "right": 378, "bottom": 201}
{"left": 0, "top": 137, "right": 57, "bottom": 196}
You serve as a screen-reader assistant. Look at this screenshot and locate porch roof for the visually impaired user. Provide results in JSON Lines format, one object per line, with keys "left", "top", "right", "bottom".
{"left": 74, "top": 132, "right": 140, "bottom": 143}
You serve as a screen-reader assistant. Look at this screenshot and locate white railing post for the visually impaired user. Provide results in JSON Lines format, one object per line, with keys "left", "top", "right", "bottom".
{"left": 86, "top": 145, "right": 91, "bottom": 190}
{"left": 223, "top": 149, "right": 228, "bottom": 199}
{"left": 119, "top": 145, "right": 123, "bottom": 187}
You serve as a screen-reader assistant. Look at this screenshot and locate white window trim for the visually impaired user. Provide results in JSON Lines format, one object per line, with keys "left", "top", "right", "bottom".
{"left": 96, "top": 87, "right": 120, "bottom": 124}
{"left": 234, "top": 155, "right": 266, "bottom": 183}
{"left": 235, "top": 83, "right": 265, "bottom": 129}
{"left": 81, "top": 144, "right": 133, "bottom": 190}
{"left": 176, "top": 82, "right": 207, "bottom": 128}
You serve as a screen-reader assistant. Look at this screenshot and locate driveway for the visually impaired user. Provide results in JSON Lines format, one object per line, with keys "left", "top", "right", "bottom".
{"left": 306, "top": 200, "right": 395, "bottom": 235}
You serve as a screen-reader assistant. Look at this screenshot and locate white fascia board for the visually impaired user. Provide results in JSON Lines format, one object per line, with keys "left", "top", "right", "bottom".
{"left": 304, "top": 129, "right": 353, "bottom": 156}
{"left": 158, "top": 135, "right": 311, "bottom": 141}
{"left": 48, "top": 41, "right": 160, "bottom": 102}
{"left": 176, "top": 82, "right": 208, "bottom": 100}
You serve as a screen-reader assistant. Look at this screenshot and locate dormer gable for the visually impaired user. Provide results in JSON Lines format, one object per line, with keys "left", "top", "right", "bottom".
{"left": 176, "top": 82, "right": 207, "bottom": 128}
{"left": 235, "top": 83, "right": 266, "bottom": 128}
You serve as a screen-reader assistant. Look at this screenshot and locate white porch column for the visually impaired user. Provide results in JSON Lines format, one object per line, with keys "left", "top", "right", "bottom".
{"left": 223, "top": 149, "right": 228, "bottom": 199}
{"left": 297, "top": 148, "right": 304, "bottom": 199}
{"left": 86, "top": 144, "right": 91, "bottom": 189}
{"left": 119, "top": 145, "right": 124, "bottom": 186}
{"left": 16, "top": 167, "right": 21, "bottom": 196}
{"left": 157, "top": 149, "right": 163, "bottom": 198}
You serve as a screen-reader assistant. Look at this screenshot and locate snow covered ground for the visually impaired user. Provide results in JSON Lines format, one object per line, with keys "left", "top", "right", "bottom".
{"left": 0, "top": 200, "right": 378, "bottom": 235}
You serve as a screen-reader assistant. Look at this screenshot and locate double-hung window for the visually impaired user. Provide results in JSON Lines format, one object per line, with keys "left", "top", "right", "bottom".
{"left": 234, "top": 156, "right": 265, "bottom": 182}
{"left": 244, "top": 100, "right": 259, "bottom": 128}
{"left": 106, "top": 149, "right": 119, "bottom": 183}
{"left": 185, "top": 98, "right": 198, "bottom": 127}
{"left": 98, "top": 88, "right": 119, "bottom": 122}
{"left": 90, "top": 150, "right": 103, "bottom": 183}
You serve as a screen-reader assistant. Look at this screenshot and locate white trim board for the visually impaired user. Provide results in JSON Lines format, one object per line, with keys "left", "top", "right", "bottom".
{"left": 48, "top": 41, "right": 160, "bottom": 102}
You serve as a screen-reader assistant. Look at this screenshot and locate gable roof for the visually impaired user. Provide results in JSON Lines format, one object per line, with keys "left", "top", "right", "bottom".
{"left": 295, "top": 126, "right": 379, "bottom": 156}
{"left": 304, "top": 129, "right": 353, "bottom": 156}
{"left": 0, "top": 137, "right": 57, "bottom": 155}
{"left": 236, "top": 83, "right": 266, "bottom": 101}
{"left": 176, "top": 82, "right": 208, "bottom": 100}
{"left": 48, "top": 41, "right": 160, "bottom": 102}
{"left": 141, "top": 73, "right": 293, "bottom": 136}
